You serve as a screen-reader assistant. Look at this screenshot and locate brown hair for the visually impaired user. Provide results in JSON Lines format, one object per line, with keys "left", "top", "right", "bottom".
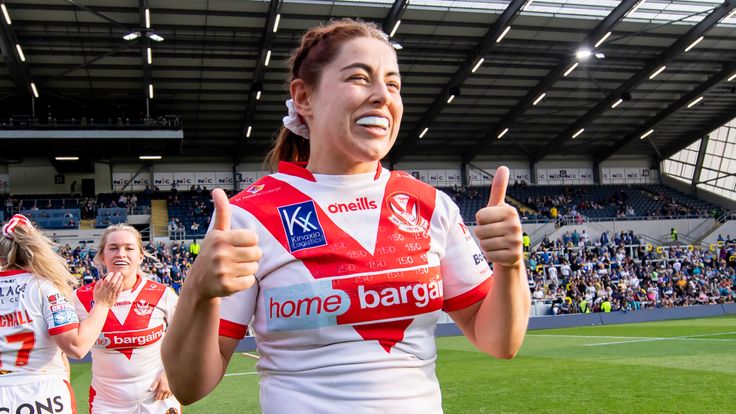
{"left": 265, "top": 18, "right": 391, "bottom": 170}
{"left": 0, "top": 223, "right": 77, "bottom": 298}
{"left": 95, "top": 224, "right": 153, "bottom": 277}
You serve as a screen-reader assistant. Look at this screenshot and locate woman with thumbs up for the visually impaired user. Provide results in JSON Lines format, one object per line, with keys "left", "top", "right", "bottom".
{"left": 164, "top": 18, "right": 530, "bottom": 413}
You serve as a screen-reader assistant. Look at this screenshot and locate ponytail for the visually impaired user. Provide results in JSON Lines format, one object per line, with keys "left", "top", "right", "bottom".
{"left": 265, "top": 127, "right": 311, "bottom": 171}
{"left": 0, "top": 224, "right": 77, "bottom": 298}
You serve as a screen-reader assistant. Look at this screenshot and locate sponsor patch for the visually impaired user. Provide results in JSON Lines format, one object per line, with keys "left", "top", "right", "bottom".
{"left": 47, "top": 293, "right": 72, "bottom": 306}
{"left": 50, "top": 304, "right": 74, "bottom": 313}
{"left": 264, "top": 267, "right": 443, "bottom": 332}
{"left": 278, "top": 201, "right": 327, "bottom": 252}
{"left": 264, "top": 280, "right": 350, "bottom": 331}
{"left": 96, "top": 324, "right": 165, "bottom": 349}
{"left": 52, "top": 310, "right": 78, "bottom": 326}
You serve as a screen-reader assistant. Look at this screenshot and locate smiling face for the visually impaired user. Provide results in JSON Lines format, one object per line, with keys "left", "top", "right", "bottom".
{"left": 101, "top": 230, "right": 143, "bottom": 280}
{"left": 293, "top": 36, "right": 403, "bottom": 174}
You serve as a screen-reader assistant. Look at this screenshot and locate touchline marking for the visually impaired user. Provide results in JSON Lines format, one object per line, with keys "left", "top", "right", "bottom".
{"left": 527, "top": 334, "right": 647, "bottom": 340}
{"left": 240, "top": 352, "right": 261, "bottom": 360}
{"left": 583, "top": 331, "right": 736, "bottom": 347}
{"left": 224, "top": 371, "right": 258, "bottom": 377}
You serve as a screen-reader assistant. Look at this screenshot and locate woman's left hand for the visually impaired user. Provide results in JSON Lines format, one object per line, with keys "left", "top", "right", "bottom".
{"left": 149, "top": 371, "right": 174, "bottom": 400}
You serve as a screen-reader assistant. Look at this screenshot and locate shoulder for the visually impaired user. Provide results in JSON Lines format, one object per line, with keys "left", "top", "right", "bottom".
{"left": 140, "top": 277, "right": 169, "bottom": 292}
{"left": 75, "top": 280, "right": 97, "bottom": 294}
{"left": 388, "top": 170, "right": 437, "bottom": 193}
{"left": 229, "top": 174, "right": 280, "bottom": 209}
{"left": 74, "top": 281, "right": 97, "bottom": 304}
{"left": 386, "top": 170, "right": 444, "bottom": 205}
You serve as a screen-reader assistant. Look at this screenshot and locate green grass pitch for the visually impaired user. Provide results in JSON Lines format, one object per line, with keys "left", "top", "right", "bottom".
{"left": 70, "top": 315, "right": 736, "bottom": 413}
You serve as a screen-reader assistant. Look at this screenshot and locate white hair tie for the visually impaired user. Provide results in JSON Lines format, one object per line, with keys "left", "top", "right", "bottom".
{"left": 2, "top": 214, "right": 31, "bottom": 240}
{"left": 282, "top": 99, "right": 310, "bottom": 139}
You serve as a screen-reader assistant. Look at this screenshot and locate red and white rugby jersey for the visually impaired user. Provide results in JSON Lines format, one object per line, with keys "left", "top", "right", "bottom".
{"left": 219, "top": 162, "right": 492, "bottom": 413}
{"left": 74, "top": 276, "right": 178, "bottom": 403}
{"left": 0, "top": 269, "right": 79, "bottom": 385}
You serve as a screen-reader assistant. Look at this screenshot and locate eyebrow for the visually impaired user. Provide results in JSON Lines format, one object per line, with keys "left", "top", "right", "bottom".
{"left": 340, "top": 62, "right": 400, "bottom": 79}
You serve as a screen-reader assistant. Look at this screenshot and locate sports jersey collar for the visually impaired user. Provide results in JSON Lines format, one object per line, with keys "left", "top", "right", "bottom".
{"left": 278, "top": 161, "right": 383, "bottom": 182}
{"left": 124, "top": 274, "right": 143, "bottom": 292}
{"left": 0, "top": 269, "right": 26, "bottom": 277}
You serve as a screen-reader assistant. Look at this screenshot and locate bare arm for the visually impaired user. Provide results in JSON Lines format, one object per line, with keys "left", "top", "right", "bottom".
{"left": 52, "top": 273, "right": 123, "bottom": 359}
{"left": 162, "top": 189, "right": 259, "bottom": 404}
{"left": 449, "top": 262, "right": 530, "bottom": 358}
{"left": 449, "top": 166, "right": 530, "bottom": 359}
{"left": 162, "top": 291, "right": 240, "bottom": 404}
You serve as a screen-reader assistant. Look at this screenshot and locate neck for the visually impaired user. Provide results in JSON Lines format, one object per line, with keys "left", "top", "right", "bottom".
{"left": 122, "top": 273, "right": 138, "bottom": 290}
{"left": 306, "top": 157, "right": 378, "bottom": 175}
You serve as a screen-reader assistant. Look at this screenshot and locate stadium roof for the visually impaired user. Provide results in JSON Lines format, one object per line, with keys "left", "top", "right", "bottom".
{"left": 1, "top": 0, "right": 735, "bottom": 166}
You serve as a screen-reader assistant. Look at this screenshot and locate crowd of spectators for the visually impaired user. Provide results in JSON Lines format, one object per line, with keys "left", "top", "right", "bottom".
{"left": 643, "top": 187, "right": 715, "bottom": 218}
{"left": 522, "top": 188, "right": 640, "bottom": 222}
{"left": 527, "top": 230, "right": 736, "bottom": 315}
{"left": 448, "top": 185, "right": 479, "bottom": 202}
{"left": 58, "top": 239, "right": 199, "bottom": 294}
{"left": 510, "top": 185, "right": 721, "bottom": 223}
{"left": 54, "top": 223, "right": 736, "bottom": 318}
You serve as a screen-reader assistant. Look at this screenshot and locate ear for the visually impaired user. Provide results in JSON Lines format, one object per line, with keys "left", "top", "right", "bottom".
{"left": 290, "top": 79, "right": 312, "bottom": 119}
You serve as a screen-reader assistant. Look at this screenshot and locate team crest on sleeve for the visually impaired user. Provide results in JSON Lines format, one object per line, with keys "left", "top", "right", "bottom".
{"left": 247, "top": 184, "right": 265, "bottom": 194}
{"left": 278, "top": 200, "right": 327, "bottom": 252}
{"left": 386, "top": 192, "right": 428, "bottom": 233}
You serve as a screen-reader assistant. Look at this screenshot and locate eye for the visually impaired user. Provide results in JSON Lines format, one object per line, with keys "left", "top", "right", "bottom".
{"left": 387, "top": 81, "right": 401, "bottom": 91}
{"left": 349, "top": 74, "right": 369, "bottom": 82}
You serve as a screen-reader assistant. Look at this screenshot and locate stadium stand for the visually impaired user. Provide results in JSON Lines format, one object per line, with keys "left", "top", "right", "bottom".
{"left": 506, "top": 184, "right": 721, "bottom": 222}
{"left": 95, "top": 207, "right": 128, "bottom": 228}
{"left": 165, "top": 191, "right": 212, "bottom": 239}
{"left": 527, "top": 231, "right": 736, "bottom": 315}
{"left": 20, "top": 208, "right": 80, "bottom": 229}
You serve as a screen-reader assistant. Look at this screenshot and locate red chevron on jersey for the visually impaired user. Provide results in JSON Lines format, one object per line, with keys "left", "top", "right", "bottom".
{"left": 231, "top": 171, "right": 435, "bottom": 278}
{"left": 234, "top": 170, "right": 437, "bottom": 352}
{"left": 75, "top": 276, "right": 166, "bottom": 359}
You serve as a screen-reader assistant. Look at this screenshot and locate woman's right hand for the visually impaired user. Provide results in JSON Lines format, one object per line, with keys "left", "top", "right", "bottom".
{"left": 92, "top": 272, "right": 124, "bottom": 308}
{"left": 186, "top": 188, "right": 261, "bottom": 300}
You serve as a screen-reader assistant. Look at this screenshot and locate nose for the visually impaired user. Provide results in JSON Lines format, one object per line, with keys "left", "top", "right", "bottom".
{"left": 370, "top": 80, "right": 391, "bottom": 106}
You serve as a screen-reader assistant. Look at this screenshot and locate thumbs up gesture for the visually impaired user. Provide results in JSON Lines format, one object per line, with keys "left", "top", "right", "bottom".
{"left": 186, "top": 188, "right": 261, "bottom": 299}
{"left": 474, "top": 166, "right": 523, "bottom": 268}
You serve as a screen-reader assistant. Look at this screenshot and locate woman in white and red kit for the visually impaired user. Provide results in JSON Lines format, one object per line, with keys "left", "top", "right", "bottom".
{"left": 0, "top": 214, "right": 122, "bottom": 414}
{"left": 164, "top": 19, "right": 530, "bottom": 413}
{"left": 74, "top": 224, "right": 179, "bottom": 413}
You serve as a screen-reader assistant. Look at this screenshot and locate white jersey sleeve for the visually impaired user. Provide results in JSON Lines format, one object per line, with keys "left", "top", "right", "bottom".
{"left": 217, "top": 204, "right": 259, "bottom": 339}
{"left": 433, "top": 191, "right": 493, "bottom": 311}
{"left": 72, "top": 288, "right": 89, "bottom": 321}
{"left": 38, "top": 281, "right": 80, "bottom": 337}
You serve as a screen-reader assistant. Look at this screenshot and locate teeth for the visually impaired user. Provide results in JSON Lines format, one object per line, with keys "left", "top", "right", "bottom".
{"left": 113, "top": 261, "right": 128, "bottom": 265}
{"left": 356, "top": 116, "right": 389, "bottom": 129}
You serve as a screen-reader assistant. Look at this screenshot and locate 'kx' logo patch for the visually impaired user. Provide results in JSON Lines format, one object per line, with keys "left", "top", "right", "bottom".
{"left": 278, "top": 200, "right": 327, "bottom": 253}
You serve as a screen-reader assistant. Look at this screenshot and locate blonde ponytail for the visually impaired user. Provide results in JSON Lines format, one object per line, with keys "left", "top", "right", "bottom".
{"left": 0, "top": 225, "right": 77, "bottom": 298}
